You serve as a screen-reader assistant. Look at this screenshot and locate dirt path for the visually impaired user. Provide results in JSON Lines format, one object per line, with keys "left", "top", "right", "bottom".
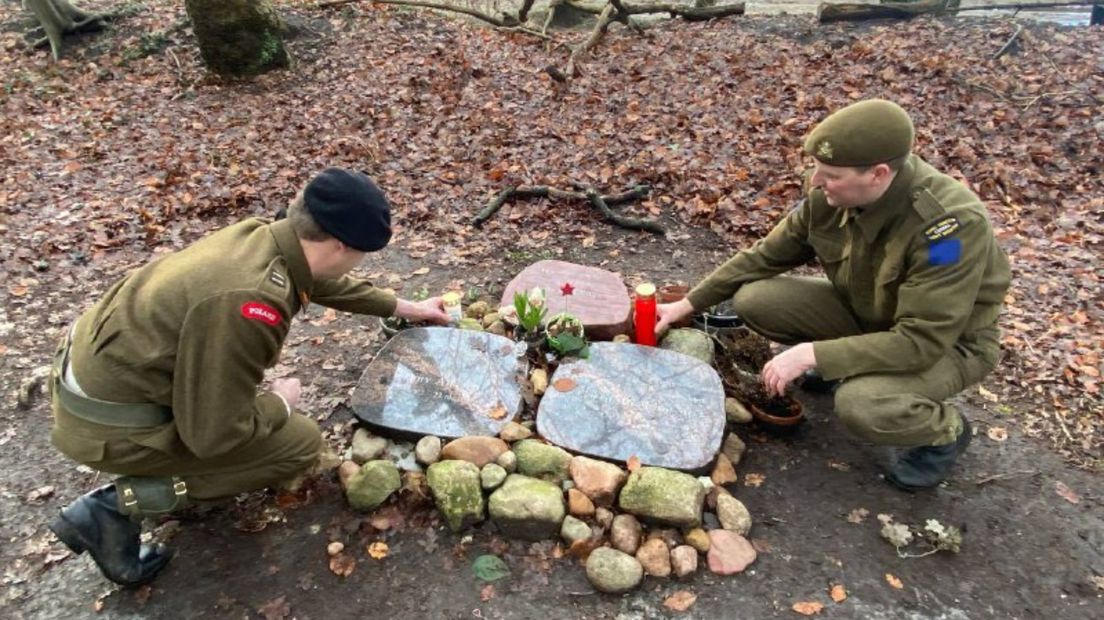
{"left": 9, "top": 397, "right": 1102, "bottom": 619}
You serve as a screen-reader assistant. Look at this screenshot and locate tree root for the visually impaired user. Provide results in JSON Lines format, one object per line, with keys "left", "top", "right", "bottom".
{"left": 473, "top": 184, "right": 663, "bottom": 234}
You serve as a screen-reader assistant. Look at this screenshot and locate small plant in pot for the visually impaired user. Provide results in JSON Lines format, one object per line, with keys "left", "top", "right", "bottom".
{"left": 545, "top": 312, "right": 589, "bottom": 359}
{"left": 512, "top": 287, "right": 548, "bottom": 353}
{"left": 379, "top": 286, "right": 429, "bottom": 338}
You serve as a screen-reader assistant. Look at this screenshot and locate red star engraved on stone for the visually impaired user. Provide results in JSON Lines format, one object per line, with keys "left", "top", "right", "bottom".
{"left": 560, "top": 282, "right": 575, "bottom": 296}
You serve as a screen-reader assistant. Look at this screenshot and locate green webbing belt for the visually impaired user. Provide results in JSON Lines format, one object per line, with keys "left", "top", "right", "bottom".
{"left": 53, "top": 331, "right": 173, "bottom": 428}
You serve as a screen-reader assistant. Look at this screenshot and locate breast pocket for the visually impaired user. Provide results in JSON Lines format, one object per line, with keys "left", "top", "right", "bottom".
{"left": 810, "top": 232, "right": 851, "bottom": 288}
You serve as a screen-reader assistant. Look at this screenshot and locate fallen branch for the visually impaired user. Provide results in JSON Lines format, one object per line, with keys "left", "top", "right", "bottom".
{"left": 586, "top": 188, "right": 666, "bottom": 234}
{"left": 566, "top": 0, "right": 746, "bottom": 21}
{"left": 315, "top": 0, "right": 518, "bottom": 28}
{"left": 974, "top": 469, "right": 1040, "bottom": 486}
{"left": 992, "top": 23, "right": 1024, "bottom": 60}
{"left": 565, "top": 2, "right": 617, "bottom": 78}
{"left": 472, "top": 184, "right": 662, "bottom": 234}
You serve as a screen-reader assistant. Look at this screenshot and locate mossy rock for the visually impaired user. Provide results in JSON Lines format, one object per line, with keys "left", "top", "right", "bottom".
{"left": 488, "top": 474, "right": 565, "bottom": 540}
{"left": 618, "top": 467, "right": 705, "bottom": 528}
{"left": 345, "top": 460, "right": 401, "bottom": 512}
{"left": 513, "top": 439, "right": 572, "bottom": 483}
{"left": 426, "top": 460, "right": 485, "bottom": 532}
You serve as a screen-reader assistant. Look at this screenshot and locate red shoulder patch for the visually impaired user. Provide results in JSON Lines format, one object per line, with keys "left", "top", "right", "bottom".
{"left": 241, "top": 301, "right": 282, "bottom": 326}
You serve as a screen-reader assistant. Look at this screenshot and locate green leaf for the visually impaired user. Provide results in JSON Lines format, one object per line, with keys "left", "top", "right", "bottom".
{"left": 472, "top": 554, "right": 511, "bottom": 582}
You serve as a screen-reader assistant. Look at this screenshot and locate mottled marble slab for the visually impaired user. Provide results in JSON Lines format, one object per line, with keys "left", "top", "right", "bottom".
{"left": 351, "top": 327, "right": 527, "bottom": 438}
{"left": 537, "top": 342, "right": 726, "bottom": 470}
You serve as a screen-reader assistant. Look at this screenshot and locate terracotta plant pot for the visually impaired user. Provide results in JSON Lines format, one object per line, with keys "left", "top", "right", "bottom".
{"left": 749, "top": 397, "right": 805, "bottom": 428}
{"left": 658, "top": 284, "right": 692, "bottom": 327}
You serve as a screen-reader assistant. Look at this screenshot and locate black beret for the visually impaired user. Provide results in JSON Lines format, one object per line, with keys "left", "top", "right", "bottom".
{"left": 303, "top": 168, "right": 392, "bottom": 252}
{"left": 803, "top": 99, "right": 914, "bottom": 167}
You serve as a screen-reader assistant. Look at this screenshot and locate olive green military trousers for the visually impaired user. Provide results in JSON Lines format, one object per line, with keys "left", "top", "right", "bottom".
{"left": 732, "top": 276, "right": 998, "bottom": 448}
{"left": 50, "top": 400, "right": 322, "bottom": 502}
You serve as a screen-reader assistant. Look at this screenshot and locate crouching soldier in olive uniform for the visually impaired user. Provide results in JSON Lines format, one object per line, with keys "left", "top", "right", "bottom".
{"left": 48, "top": 168, "right": 450, "bottom": 585}
{"left": 657, "top": 100, "right": 1010, "bottom": 491}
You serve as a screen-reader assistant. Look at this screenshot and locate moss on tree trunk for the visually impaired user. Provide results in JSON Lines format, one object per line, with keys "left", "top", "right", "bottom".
{"left": 184, "top": 0, "right": 290, "bottom": 76}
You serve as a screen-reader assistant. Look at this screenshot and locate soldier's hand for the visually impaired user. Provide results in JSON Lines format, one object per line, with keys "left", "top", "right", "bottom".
{"left": 761, "top": 343, "right": 817, "bottom": 397}
{"left": 394, "top": 297, "right": 451, "bottom": 325}
{"left": 655, "top": 299, "right": 694, "bottom": 336}
{"left": 271, "top": 377, "right": 302, "bottom": 411}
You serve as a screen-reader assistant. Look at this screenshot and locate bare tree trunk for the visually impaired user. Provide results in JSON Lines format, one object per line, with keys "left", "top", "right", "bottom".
{"left": 23, "top": 0, "right": 109, "bottom": 61}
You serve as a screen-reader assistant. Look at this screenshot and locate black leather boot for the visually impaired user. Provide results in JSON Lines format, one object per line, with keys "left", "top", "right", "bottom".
{"left": 49, "top": 484, "right": 173, "bottom": 586}
{"left": 799, "top": 370, "right": 840, "bottom": 394}
{"left": 886, "top": 415, "right": 973, "bottom": 491}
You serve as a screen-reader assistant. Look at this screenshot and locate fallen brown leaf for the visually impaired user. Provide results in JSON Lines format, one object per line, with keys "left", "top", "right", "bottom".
{"left": 367, "top": 541, "right": 389, "bottom": 560}
{"left": 744, "top": 473, "right": 765, "bottom": 488}
{"left": 830, "top": 584, "right": 847, "bottom": 603}
{"left": 133, "top": 584, "right": 152, "bottom": 607}
{"left": 567, "top": 537, "right": 604, "bottom": 562}
{"left": 663, "top": 590, "right": 697, "bottom": 612}
{"left": 257, "top": 595, "right": 291, "bottom": 620}
{"left": 1055, "top": 480, "right": 1081, "bottom": 504}
{"left": 552, "top": 378, "right": 577, "bottom": 392}
{"left": 792, "top": 601, "right": 824, "bottom": 615}
{"left": 846, "top": 508, "right": 870, "bottom": 524}
{"left": 885, "top": 573, "right": 903, "bottom": 589}
{"left": 329, "top": 553, "right": 356, "bottom": 577}
{"left": 987, "top": 426, "right": 1008, "bottom": 442}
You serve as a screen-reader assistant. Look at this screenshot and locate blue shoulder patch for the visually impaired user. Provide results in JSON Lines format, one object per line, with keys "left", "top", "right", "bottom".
{"left": 928, "top": 239, "right": 961, "bottom": 266}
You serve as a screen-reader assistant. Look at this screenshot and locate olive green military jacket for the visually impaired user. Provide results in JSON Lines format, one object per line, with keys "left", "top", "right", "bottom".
{"left": 62, "top": 218, "right": 396, "bottom": 459}
{"left": 687, "top": 155, "right": 1011, "bottom": 381}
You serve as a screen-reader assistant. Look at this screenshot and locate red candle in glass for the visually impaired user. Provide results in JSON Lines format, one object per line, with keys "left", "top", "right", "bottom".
{"left": 634, "top": 283, "right": 658, "bottom": 346}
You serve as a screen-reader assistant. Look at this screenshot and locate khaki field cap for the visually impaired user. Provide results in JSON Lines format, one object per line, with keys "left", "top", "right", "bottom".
{"left": 803, "top": 99, "right": 915, "bottom": 167}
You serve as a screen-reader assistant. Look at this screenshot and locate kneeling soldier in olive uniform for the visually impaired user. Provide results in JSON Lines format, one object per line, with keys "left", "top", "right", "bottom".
{"left": 657, "top": 100, "right": 1010, "bottom": 491}
{"left": 49, "top": 168, "right": 450, "bottom": 585}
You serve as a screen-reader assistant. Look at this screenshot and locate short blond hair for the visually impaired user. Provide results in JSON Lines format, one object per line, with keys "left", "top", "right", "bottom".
{"left": 286, "top": 192, "right": 331, "bottom": 242}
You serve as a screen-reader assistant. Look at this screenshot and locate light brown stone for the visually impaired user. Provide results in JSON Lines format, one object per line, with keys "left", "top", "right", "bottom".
{"left": 338, "top": 461, "right": 360, "bottom": 490}
{"left": 567, "top": 488, "right": 597, "bottom": 518}
{"left": 635, "top": 538, "right": 672, "bottom": 578}
{"left": 711, "top": 453, "right": 738, "bottom": 486}
{"left": 684, "top": 528, "right": 711, "bottom": 553}
{"left": 440, "top": 436, "right": 510, "bottom": 467}
{"left": 671, "top": 545, "right": 699, "bottom": 578}
{"left": 721, "top": 433, "right": 747, "bottom": 467}
{"left": 569, "top": 455, "right": 627, "bottom": 506}
{"left": 707, "top": 530, "right": 757, "bottom": 575}
{"left": 499, "top": 422, "right": 533, "bottom": 443}
{"left": 595, "top": 507, "right": 615, "bottom": 530}
{"left": 611, "top": 514, "right": 643, "bottom": 555}
{"left": 716, "top": 494, "right": 752, "bottom": 536}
